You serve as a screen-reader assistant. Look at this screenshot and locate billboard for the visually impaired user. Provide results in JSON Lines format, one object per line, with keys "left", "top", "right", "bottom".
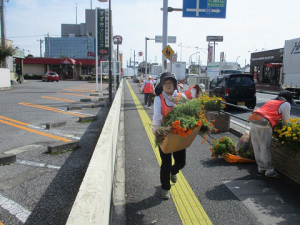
{"left": 97, "top": 9, "right": 109, "bottom": 56}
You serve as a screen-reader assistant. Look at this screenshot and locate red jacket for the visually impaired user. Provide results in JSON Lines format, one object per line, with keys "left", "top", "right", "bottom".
{"left": 160, "top": 93, "right": 182, "bottom": 116}
{"left": 184, "top": 86, "right": 197, "bottom": 99}
{"left": 253, "top": 100, "right": 285, "bottom": 128}
{"left": 143, "top": 81, "right": 154, "bottom": 94}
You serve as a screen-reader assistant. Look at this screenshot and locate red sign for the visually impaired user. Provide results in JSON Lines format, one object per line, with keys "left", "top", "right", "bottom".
{"left": 100, "top": 50, "right": 108, "bottom": 54}
{"left": 139, "top": 51, "right": 143, "bottom": 57}
{"left": 113, "top": 35, "right": 123, "bottom": 45}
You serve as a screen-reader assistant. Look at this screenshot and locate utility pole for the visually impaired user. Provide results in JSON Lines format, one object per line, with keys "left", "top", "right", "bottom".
{"left": 47, "top": 32, "right": 50, "bottom": 57}
{"left": 1, "top": 0, "right": 7, "bottom": 67}
{"left": 162, "top": 0, "right": 168, "bottom": 72}
{"left": 75, "top": 3, "right": 78, "bottom": 24}
{"left": 37, "top": 39, "right": 43, "bottom": 57}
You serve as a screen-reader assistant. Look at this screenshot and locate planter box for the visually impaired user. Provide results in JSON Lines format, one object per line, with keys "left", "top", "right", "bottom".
{"left": 205, "top": 110, "right": 230, "bottom": 132}
{"left": 160, "top": 126, "right": 201, "bottom": 154}
{"left": 271, "top": 139, "right": 300, "bottom": 184}
{"left": 249, "top": 138, "right": 300, "bottom": 184}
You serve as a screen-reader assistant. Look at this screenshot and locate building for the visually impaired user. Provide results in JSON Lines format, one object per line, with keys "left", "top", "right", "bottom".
{"left": 250, "top": 48, "right": 283, "bottom": 86}
{"left": 45, "top": 9, "right": 97, "bottom": 59}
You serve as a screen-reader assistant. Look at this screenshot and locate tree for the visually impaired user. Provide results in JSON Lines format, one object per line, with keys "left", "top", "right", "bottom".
{"left": 0, "top": 45, "right": 15, "bottom": 68}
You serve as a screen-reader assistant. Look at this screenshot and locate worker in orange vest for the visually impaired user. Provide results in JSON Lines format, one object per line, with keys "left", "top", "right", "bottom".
{"left": 184, "top": 83, "right": 205, "bottom": 99}
{"left": 152, "top": 72, "right": 187, "bottom": 200}
{"left": 140, "top": 74, "right": 155, "bottom": 109}
{"left": 248, "top": 91, "right": 293, "bottom": 178}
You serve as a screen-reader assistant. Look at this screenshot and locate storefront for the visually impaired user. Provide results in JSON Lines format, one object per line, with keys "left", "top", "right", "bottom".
{"left": 250, "top": 48, "right": 283, "bottom": 86}
{"left": 18, "top": 57, "right": 102, "bottom": 79}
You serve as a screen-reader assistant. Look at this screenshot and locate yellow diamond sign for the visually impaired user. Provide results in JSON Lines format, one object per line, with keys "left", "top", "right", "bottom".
{"left": 162, "top": 45, "right": 174, "bottom": 60}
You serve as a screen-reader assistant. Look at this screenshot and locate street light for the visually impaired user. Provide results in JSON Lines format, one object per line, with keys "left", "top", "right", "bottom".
{"left": 189, "top": 52, "right": 201, "bottom": 66}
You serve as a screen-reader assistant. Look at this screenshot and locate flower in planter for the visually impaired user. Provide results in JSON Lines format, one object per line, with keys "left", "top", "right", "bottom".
{"left": 155, "top": 98, "right": 209, "bottom": 145}
{"left": 273, "top": 118, "right": 300, "bottom": 149}
{"left": 211, "top": 136, "right": 236, "bottom": 158}
{"left": 197, "top": 93, "right": 226, "bottom": 111}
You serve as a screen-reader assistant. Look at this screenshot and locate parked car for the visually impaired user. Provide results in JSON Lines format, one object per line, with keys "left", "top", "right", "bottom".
{"left": 42, "top": 71, "right": 59, "bottom": 82}
{"left": 209, "top": 74, "right": 256, "bottom": 109}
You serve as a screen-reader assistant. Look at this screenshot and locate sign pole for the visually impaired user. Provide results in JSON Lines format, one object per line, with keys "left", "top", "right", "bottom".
{"left": 162, "top": 0, "right": 168, "bottom": 72}
{"left": 95, "top": 8, "right": 99, "bottom": 92}
{"left": 145, "top": 37, "right": 148, "bottom": 75}
{"left": 108, "top": 0, "right": 112, "bottom": 103}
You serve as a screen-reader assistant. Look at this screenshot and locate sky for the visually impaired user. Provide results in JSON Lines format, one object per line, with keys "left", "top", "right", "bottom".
{"left": 5, "top": 0, "right": 300, "bottom": 68}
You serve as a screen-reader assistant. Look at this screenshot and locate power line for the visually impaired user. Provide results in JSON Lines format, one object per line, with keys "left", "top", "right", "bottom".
{"left": 7, "top": 34, "right": 60, "bottom": 38}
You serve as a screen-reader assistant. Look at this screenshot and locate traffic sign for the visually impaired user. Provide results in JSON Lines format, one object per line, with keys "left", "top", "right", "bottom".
{"left": 162, "top": 45, "right": 174, "bottom": 60}
{"left": 206, "top": 36, "right": 223, "bottom": 42}
{"left": 155, "top": 35, "right": 177, "bottom": 43}
{"left": 183, "top": 0, "right": 227, "bottom": 19}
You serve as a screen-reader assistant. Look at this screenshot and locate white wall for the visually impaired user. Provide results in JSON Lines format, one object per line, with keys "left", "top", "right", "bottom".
{"left": 23, "top": 64, "right": 45, "bottom": 75}
{"left": 0, "top": 68, "right": 11, "bottom": 90}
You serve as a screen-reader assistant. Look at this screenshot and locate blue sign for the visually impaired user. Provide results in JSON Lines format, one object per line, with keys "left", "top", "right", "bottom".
{"left": 183, "top": 0, "right": 227, "bottom": 18}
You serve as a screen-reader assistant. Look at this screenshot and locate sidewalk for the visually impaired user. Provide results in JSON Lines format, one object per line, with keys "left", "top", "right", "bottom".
{"left": 118, "top": 80, "right": 300, "bottom": 225}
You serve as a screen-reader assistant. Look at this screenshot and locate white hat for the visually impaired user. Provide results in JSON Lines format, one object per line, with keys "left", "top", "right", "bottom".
{"left": 198, "top": 83, "right": 205, "bottom": 92}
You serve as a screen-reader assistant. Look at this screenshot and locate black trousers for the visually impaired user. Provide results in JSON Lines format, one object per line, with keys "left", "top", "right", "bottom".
{"left": 144, "top": 93, "right": 153, "bottom": 107}
{"left": 159, "top": 146, "right": 186, "bottom": 190}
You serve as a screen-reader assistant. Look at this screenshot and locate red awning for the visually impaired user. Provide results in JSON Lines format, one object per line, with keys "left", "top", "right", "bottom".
{"left": 61, "top": 58, "right": 76, "bottom": 65}
{"left": 266, "top": 63, "right": 282, "bottom": 68}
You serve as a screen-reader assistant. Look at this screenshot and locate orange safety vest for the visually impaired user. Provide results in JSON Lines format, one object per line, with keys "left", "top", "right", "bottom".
{"left": 253, "top": 100, "right": 285, "bottom": 128}
{"left": 143, "top": 81, "right": 153, "bottom": 94}
{"left": 160, "top": 93, "right": 182, "bottom": 116}
{"left": 184, "top": 85, "right": 197, "bottom": 99}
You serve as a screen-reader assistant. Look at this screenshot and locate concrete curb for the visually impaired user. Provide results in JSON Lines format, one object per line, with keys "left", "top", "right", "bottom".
{"left": 46, "top": 121, "right": 67, "bottom": 129}
{"left": 67, "top": 106, "right": 82, "bottom": 110}
{"left": 0, "top": 153, "right": 16, "bottom": 165}
{"left": 78, "top": 116, "right": 97, "bottom": 122}
{"left": 47, "top": 141, "right": 79, "bottom": 154}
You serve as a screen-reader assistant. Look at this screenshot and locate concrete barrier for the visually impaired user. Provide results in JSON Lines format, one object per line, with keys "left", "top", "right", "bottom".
{"left": 66, "top": 81, "right": 123, "bottom": 225}
{"left": 0, "top": 68, "right": 11, "bottom": 90}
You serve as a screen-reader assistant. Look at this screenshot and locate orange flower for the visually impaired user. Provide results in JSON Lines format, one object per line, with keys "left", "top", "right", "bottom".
{"left": 209, "top": 123, "right": 213, "bottom": 126}
{"left": 214, "top": 129, "right": 218, "bottom": 133}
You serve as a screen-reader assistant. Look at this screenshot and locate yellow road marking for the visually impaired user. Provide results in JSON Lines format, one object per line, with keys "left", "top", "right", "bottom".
{"left": 42, "top": 96, "right": 75, "bottom": 103}
{"left": 0, "top": 222, "right": 4, "bottom": 225}
{"left": 126, "top": 80, "right": 212, "bottom": 225}
{"left": 41, "top": 96, "right": 94, "bottom": 105}
{"left": 0, "top": 115, "right": 30, "bottom": 126}
{"left": 0, "top": 119, "right": 72, "bottom": 142}
{"left": 19, "top": 102, "right": 87, "bottom": 117}
{"left": 62, "top": 89, "right": 96, "bottom": 93}
{"left": 58, "top": 92, "right": 99, "bottom": 99}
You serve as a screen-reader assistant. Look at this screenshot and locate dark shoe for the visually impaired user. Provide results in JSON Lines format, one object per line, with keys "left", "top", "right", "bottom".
{"left": 170, "top": 173, "right": 177, "bottom": 183}
{"left": 161, "top": 189, "right": 170, "bottom": 200}
{"left": 258, "top": 169, "right": 266, "bottom": 174}
{"left": 265, "top": 171, "right": 282, "bottom": 178}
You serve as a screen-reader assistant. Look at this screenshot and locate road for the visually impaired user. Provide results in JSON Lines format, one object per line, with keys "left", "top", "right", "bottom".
{"left": 0, "top": 80, "right": 109, "bottom": 225}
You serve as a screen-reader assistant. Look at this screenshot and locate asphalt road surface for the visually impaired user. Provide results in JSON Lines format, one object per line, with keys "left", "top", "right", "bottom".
{"left": 0, "top": 80, "right": 109, "bottom": 225}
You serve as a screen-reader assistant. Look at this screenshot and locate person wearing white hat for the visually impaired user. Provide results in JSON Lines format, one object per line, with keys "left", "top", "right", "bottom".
{"left": 184, "top": 83, "right": 205, "bottom": 99}
{"left": 140, "top": 74, "right": 155, "bottom": 109}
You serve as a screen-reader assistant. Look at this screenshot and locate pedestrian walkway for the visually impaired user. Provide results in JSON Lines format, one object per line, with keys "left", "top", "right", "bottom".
{"left": 120, "top": 80, "right": 300, "bottom": 225}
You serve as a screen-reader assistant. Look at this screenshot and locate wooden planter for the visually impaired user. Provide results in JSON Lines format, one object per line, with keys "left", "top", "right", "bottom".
{"left": 249, "top": 138, "right": 300, "bottom": 184}
{"left": 205, "top": 110, "right": 230, "bottom": 132}
{"left": 271, "top": 139, "right": 300, "bottom": 184}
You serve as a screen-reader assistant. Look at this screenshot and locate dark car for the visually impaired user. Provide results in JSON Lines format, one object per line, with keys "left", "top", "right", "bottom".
{"left": 42, "top": 71, "right": 59, "bottom": 82}
{"left": 209, "top": 74, "right": 256, "bottom": 109}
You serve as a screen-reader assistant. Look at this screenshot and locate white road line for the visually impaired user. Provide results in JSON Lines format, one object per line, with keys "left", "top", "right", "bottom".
{"left": 4, "top": 145, "right": 42, "bottom": 155}
{"left": 27, "top": 125, "right": 81, "bottom": 140}
{"left": 17, "top": 160, "right": 61, "bottom": 170}
{"left": 0, "top": 194, "right": 31, "bottom": 223}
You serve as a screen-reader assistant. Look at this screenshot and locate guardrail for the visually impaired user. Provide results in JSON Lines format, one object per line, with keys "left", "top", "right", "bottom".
{"left": 66, "top": 81, "right": 123, "bottom": 225}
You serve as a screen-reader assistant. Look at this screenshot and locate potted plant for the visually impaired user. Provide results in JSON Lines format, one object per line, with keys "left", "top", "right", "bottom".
{"left": 198, "top": 93, "right": 230, "bottom": 132}
{"left": 154, "top": 98, "right": 213, "bottom": 154}
{"left": 271, "top": 118, "right": 300, "bottom": 184}
{"left": 211, "top": 136, "right": 255, "bottom": 163}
